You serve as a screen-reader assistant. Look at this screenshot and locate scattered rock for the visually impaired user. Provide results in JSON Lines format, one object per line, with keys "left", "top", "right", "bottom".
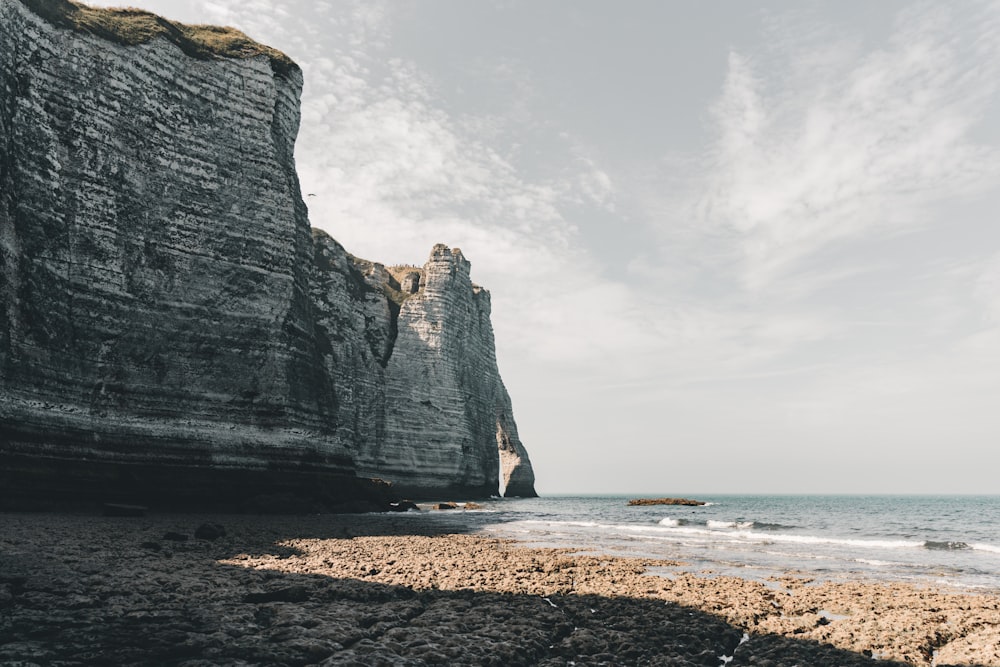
{"left": 463, "top": 502, "right": 483, "bottom": 510}
{"left": 140, "top": 541, "right": 162, "bottom": 551}
{"left": 194, "top": 523, "right": 226, "bottom": 541}
{"left": 162, "top": 532, "right": 188, "bottom": 542}
{"left": 435, "top": 502, "right": 459, "bottom": 510}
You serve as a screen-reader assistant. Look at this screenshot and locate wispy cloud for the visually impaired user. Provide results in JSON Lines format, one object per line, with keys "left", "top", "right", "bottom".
{"left": 685, "top": 3, "right": 1000, "bottom": 292}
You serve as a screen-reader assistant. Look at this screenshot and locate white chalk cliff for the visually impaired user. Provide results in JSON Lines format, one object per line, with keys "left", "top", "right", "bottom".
{"left": 0, "top": 0, "right": 536, "bottom": 507}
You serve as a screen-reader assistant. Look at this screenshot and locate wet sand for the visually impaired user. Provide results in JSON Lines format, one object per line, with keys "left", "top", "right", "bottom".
{"left": 1, "top": 511, "right": 998, "bottom": 666}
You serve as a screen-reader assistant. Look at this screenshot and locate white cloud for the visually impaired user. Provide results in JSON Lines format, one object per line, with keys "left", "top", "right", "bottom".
{"left": 974, "top": 252, "right": 1000, "bottom": 324}
{"left": 688, "top": 3, "right": 1000, "bottom": 291}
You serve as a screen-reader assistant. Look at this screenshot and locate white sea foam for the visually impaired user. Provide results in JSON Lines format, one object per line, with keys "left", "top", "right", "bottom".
{"left": 854, "top": 558, "right": 892, "bottom": 566}
{"left": 707, "top": 520, "right": 754, "bottom": 530}
{"left": 511, "top": 520, "right": 933, "bottom": 552}
{"left": 971, "top": 543, "right": 1000, "bottom": 554}
{"left": 752, "top": 533, "right": 922, "bottom": 550}
{"left": 659, "top": 518, "right": 680, "bottom": 527}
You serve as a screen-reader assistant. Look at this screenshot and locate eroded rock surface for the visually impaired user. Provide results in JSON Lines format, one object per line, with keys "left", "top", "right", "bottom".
{"left": 9, "top": 512, "right": 994, "bottom": 666}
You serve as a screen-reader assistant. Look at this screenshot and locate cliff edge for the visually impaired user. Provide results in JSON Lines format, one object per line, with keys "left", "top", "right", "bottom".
{"left": 0, "top": 0, "right": 536, "bottom": 509}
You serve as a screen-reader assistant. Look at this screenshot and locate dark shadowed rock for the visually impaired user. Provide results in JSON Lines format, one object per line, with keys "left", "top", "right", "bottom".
{"left": 193, "top": 524, "right": 226, "bottom": 541}
{"left": 103, "top": 503, "right": 148, "bottom": 517}
{"left": 243, "top": 586, "right": 310, "bottom": 604}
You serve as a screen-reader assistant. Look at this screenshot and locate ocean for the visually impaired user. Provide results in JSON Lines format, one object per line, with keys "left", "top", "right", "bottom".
{"left": 418, "top": 495, "right": 1000, "bottom": 592}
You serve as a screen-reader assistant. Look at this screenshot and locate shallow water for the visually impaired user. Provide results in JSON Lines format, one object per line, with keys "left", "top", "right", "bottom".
{"left": 424, "top": 495, "right": 1000, "bottom": 591}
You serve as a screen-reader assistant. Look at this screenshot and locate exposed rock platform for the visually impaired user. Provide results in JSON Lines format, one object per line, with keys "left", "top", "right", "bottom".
{"left": 3, "top": 511, "right": 999, "bottom": 665}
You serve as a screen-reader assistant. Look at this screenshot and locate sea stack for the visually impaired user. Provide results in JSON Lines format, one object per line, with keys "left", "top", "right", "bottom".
{"left": 0, "top": 0, "right": 536, "bottom": 509}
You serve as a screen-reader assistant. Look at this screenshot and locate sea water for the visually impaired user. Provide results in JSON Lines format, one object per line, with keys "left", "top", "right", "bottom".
{"left": 424, "top": 495, "right": 1000, "bottom": 592}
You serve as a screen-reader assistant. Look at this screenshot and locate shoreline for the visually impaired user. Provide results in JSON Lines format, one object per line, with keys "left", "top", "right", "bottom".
{"left": 2, "top": 511, "right": 998, "bottom": 665}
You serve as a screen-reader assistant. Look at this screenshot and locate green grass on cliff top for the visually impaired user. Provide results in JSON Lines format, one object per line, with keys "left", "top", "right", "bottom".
{"left": 22, "top": 0, "right": 297, "bottom": 77}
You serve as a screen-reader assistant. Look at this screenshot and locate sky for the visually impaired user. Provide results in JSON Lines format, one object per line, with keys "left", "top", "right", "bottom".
{"left": 91, "top": 0, "right": 1000, "bottom": 494}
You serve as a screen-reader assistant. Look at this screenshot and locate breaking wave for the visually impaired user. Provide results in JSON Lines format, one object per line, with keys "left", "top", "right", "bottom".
{"left": 707, "top": 520, "right": 754, "bottom": 530}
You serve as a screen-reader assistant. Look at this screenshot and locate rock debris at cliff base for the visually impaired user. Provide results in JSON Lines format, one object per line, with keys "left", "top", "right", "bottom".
{"left": 2, "top": 512, "right": 999, "bottom": 666}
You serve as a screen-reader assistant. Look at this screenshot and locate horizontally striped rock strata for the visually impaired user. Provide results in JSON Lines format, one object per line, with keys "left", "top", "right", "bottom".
{"left": 0, "top": 0, "right": 535, "bottom": 508}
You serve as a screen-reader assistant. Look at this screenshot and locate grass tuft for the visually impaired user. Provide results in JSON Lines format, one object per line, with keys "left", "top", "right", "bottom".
{"left": 21, "top": 0, "right": 298, "bottom": 77}
{"left": 346, "top": 256, "right": 422, "bottom": 308}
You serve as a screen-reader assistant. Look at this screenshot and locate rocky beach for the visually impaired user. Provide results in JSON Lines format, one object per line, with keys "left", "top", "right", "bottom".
{"left": 2, "top": 510, "right": 999, "bottom": 666}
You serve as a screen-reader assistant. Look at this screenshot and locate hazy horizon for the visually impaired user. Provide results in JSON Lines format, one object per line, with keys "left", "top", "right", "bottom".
{"left": 90, "top": 0, "right": 1000, "bottom": 495}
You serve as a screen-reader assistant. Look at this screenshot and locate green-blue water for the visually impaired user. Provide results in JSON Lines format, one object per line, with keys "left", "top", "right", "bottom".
{"left": 413, "top": 495, "right": 1000, "bottom": 591}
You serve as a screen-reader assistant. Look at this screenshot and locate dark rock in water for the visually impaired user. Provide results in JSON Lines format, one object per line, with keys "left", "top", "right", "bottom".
{"left": 162, "top": 532, "right": 188, "bottom": 542}
{"left": 102, "top": 503, "right": 148, "bottom": 517}
{"left": 193, "top": 524, "right": 226, "bottom": 541}
{"left": 388, "top": 501, "right": 420, "bottom": 512}
{"left": 0, "top": 0, "right": 537, "bottom": 507}
{"left": 463, "top": 501, "right": 483, "bottom": 510}
{"left": 435, "top": 502, "right": 459, "bottom": 510}
{"left": 627, "top": 498, "right": 707, "bottom": 507}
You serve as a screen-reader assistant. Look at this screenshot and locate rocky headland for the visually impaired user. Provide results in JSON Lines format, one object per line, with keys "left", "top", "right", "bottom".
{"left": 0, "top": 0, "right": 535, "bottom": 509}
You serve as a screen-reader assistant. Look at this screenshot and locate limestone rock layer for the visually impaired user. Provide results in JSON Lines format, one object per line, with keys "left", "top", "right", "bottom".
{"left": 0, "top": 0, "right": 536, "bottom": 507}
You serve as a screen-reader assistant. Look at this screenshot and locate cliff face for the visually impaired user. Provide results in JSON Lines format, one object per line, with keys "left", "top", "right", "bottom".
{"left": 0, "top": 0, "right": 536, "bottom": 507}
{"left": 310, "top": 237, "right": 535, "bottom": 498}
{"left": 373, "top": 244, "right": 535, "bottom": 497}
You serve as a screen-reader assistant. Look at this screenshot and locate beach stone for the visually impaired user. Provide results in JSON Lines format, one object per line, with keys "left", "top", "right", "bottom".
{"left": 194, "top": 524, "right": 226, "bottom": 541}
{"left": 163, "top": 532, "right": 189, "bottom": 542}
